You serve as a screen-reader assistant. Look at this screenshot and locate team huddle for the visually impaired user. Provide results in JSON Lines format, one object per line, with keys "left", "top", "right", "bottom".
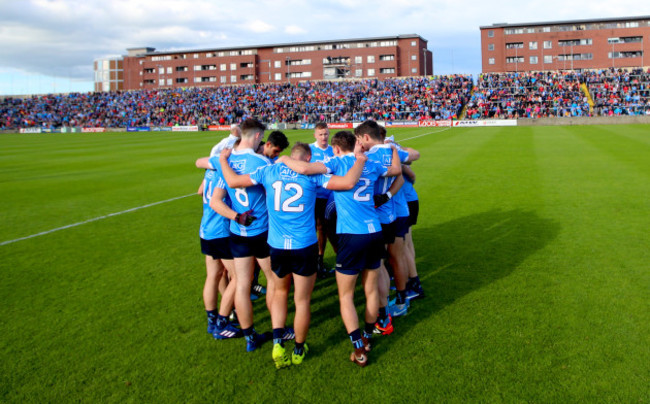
{"left": 196, "top": 118, "right": 424, "bottom": 368}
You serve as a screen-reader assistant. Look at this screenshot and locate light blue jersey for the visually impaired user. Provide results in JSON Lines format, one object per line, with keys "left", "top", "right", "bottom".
{"left": 200, "top": 169, "right": 231, "bottom": 240}
{"left": 402, "top": 175, "right": 418, "bottom": 202}
{"left": 249, "top": 163, "right": 330, "bottom": 250}
{"left": 310, "top": 142, "right": 334, "bottom": 199}
{"left": 325, "top": 154, "right": 386, "bottom": 235}
{"left": 365, "top": 144, "right": 410, "bottom": 224}
{"left": 212, "top": 149, "right": 271, "bottom": 237}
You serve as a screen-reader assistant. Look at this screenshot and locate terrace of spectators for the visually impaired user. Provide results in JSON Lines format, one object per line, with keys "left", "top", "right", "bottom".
{"left": 0, "top": 76, "right": 473, "bottom": 130}
{"left": 2, "top": 69, "right": 649, "bottom": 130}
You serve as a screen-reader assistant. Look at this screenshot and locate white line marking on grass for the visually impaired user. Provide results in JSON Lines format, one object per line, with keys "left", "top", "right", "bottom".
{"left": 1, "top": 193, "right": 196, "bottom": 246}
{"left": 399, "top": 127, "right": 452, "bottom": 142}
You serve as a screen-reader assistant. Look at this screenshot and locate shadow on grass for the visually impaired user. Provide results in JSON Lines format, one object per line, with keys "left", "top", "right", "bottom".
{"left": 308, "top": 208, "right": 560, "bottom": 361}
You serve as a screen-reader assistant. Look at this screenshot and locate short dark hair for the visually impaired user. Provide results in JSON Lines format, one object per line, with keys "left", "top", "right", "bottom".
{"left": 315, "top": 122, "right": 329, "bottom": 130}
{"left": 354, "top": 120, "right": 381, "bottom": 141}
{"left": 267, "top": 130, "right": 289, "bottom": 151}
{"left": 378, "top": 125, "right": 387, "bottom": 141}
{"left": 241, "top": 118, "right": 266, "bottom": 139}
{"left": 291, "top": 142, "right": 311, "bottom": 159}
{"left": 331, "top": 131, "right": 356, "bottom": 152}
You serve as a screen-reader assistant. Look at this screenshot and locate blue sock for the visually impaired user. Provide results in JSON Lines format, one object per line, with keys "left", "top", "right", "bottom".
{"left": 349, "top": 329, "right": 364, "bottom": 349}
{"left": 363, "top": 322, "right": 375, "bottom": 339}
{"left": 206, "top": 310, "right": 218, "bottom": 324}
{"left": 294, "top": 341, "right": 305, "bottom": 355}
{"left": 379, "top": 306, "right": 388, "bottom": 322}
{"left": 410, "top": 276, "right": 421, "bottom": 288}
{"left": 273, "top": 328, "right": 285, "bottom": 346}
{"left": 396, "top": 289, "right": 407, "bottom": 305}
{"left": 243, "top": 326, "right": 255, "bottom": 340}
{"left": 216, "top": 314, "right": 228, "bottom": 329}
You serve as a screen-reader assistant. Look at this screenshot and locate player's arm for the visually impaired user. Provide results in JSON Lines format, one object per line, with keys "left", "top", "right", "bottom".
{"left": 402, "top": 164, "right": 416, "bottom": 183}
{"left": 385, "top": 145, "right": 403, "bottom": 177}
{"left": 402, "top": 146, "right": 420, "bottom": 163}
{"left": 218, "top": 148, "right": 254, "bottom": 188}
{"left": 276, "top": 155, "right": 328, "bottom": 174}
{"left": 209, "top": 186, "right": 256, "bottom": 226}
{"left": 197, "top": 179, "right": 205, "bottom": 195}
{"left": 209, "top": 187, "right": 237, "bottom": 220}
{"left": 326, "top": 152, "right": 367, "bottom": 191}
{"left": 196, "top": 157, "right": 213, "bottom": 169}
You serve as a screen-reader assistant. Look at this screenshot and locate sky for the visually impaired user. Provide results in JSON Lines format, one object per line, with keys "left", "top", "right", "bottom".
{"left": 0, "top": 0, "right": 648, "bottom": 95}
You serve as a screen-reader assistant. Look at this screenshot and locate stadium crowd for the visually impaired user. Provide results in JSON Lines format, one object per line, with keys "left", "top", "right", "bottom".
{"left": 3, "top": 69, "right": 650, "bottom": 130}
{"left": 584, "top": 68, "right": 650, "bottom": 116}
{"left": 465, "top": 71, "right": 591, "bottom": 119}
{"left": 0, "top": 76, "right": 472, "bottom": 130}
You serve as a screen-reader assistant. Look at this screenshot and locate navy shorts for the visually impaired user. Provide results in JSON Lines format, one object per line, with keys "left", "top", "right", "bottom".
{"left": 335, "top": 232, "right": 385, "bottom": 275}
{"left": 270, "top": 243, "right": 318, "bottom": 278}
{"left": 407, "top": 200, "right": 419, "bottom": 227}
{"left": 230, "top": 231, "right": 270, "bottom": 259}
{"left": 315, "top": 197, "right": 328, "bottom": 221}
{"left": 395, "top": 216, "right": 410, "bottom": 239}
{"left": 380, "top": 221, "right": 397, "bottom": 245}
{"left": 200, "top": 237, "right": 233, "bottom": 260}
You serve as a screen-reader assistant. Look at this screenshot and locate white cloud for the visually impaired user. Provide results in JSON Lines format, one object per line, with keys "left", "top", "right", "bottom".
{"left": 243, "top": 20, "right": 276, "bottom": 34}
{"left": 285, "top": 25, "right": 307, "bottom": 35}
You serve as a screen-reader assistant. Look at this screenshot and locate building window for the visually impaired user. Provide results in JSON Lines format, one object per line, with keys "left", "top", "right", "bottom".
{"left": 274, "top": 73, "right": 282, "bottom": 81}
{"left": 506, "top": 56, "right": 524, "bottom": 63}
{"left": 506, "top": 42, "right": 524, "bottom": 49}
{"left": 220, "top": 76, "right": 227, "bottom": 83}
{"left": 529, "top": 41, "right": 538, "bottom": 50}
{"left": 411, "top": 55, "right": 417, "bottom": 60}
{"left": 544, "top": 55, "right": 553, "bottom": 64}
{"left": 194, "top": 53, "right": 199, "bottom": 59}
{"left": 194, "top": 77, "right": 201, "bottom": 83}
{"left": 230, "top": 63, "right": 236, "bottom": 70}
{"left": 544, "top": 40, "right": 552, "bottom": 49}
{"left": 380, "top": 68, "right": 395, "bottom": 74}
{"left": 411, "top": 68, "right": 417, "bottom": 73}
{"left": 355, "top": 69, "right": 362, "bottom": 77}
{"left": 488, "top": 44, "right": 495, "bottom": 51}
{"left": 231, "top": 75, "right": 236, "bottom": 83}
{"left": 355, "top": 56, "right": 362, "bottom": 64}
{"left": 530, "top": 56, "right": 538, "bottom": 64}
{"left": 367, "top": 68, "right": 375, "bottom": 76}
{"left": 367, "top": 55, "right": 375, "bottom": 63}
{"left": 488, "top": 58, "right": 495, "bottom": 65}
{"left": 559, "top": 39, "right": 592, "bottom": 46}
{"left": 220, "top": 64, "right": 226, "bottom": 71}
{"left": 379, "top": 54, "right": 395, "bottom": 61}
{"left": 488, "top": 30, "right": 494, "bottom": 37}
{"left": 411, "top": 41, "right": 416, "bottom": 46}
{"left": 274, "top": 60, "right": 281, "bottom": 68}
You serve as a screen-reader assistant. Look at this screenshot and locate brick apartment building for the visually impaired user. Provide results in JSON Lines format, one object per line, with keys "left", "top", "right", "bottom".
{"left": 96, "top": 34, "right": 432, "bottom": 92}
{"left": 480, "top": 16, "right": 650, "bottom": 73}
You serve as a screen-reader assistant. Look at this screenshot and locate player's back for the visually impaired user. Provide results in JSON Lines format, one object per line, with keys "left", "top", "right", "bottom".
{"left": 222, "top": 148, "right": 271, "bottom": 237}
{"left": 365, "top": 144, "right": 410, "bottom": 224}
{"left": 250, "top": 163, "right": 327, "bottom": 250}
{"left": 326, "top": 154, "right": 383, "bottom": 235}
{"left": 200, "top": 169, "right": 230, "bottom": 240}
{"left": 310, "top": 143, "right": 334, "bottom": 199}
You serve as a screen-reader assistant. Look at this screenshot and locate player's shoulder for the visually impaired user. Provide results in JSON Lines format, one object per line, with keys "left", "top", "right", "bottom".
{"left": 232, "top": 148, "right": 271, "bottom": 164}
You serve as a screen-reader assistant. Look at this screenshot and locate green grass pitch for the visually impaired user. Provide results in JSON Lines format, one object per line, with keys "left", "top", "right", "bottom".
{"left": 1, "top": 125, "right": 649, "bottom": 403}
